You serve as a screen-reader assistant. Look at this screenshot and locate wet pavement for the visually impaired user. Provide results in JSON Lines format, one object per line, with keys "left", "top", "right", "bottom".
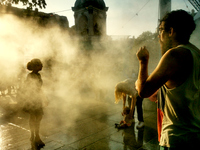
{"left": 0, "top": 94, "right": 159, "bottom": 150}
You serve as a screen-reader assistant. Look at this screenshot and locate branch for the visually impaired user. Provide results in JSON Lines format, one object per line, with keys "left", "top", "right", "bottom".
{"left": 0, "top": 0, "right": 46, "bottom": 9}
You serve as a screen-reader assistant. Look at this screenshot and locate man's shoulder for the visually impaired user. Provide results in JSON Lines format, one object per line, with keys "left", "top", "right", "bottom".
{"left": 170, "top": 46, "right": 191, "bottom": 53}
{"left": 167, "top": 46, "right": 192, "bottom": 60}
{"left": 174, "top": 43, "right": 200, "bottom": 55}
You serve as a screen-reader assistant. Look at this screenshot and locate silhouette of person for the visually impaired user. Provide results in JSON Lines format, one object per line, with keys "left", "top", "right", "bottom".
{"left": 24, "top": 58, "right": 45, "bottom": 149}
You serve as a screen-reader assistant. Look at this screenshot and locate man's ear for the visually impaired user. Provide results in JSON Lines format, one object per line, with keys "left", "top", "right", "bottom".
{"left": 169, "top": 27, "right": 174, "bottom": 37}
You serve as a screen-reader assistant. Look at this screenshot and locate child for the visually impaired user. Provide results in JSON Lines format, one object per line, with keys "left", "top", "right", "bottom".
{"left": 24, "top": 58, "right": 45, "bottom": 148}
{"left": 115, "top": 106, "right": 133, "bottom": 128}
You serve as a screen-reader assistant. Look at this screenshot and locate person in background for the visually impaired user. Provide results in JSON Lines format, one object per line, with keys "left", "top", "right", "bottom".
{"left": 135, "top": 9, "right": 200, "bottom": 150}
{"left": 114, "top": 78, "right": 137, "bottom": 128}
{"left": 24, "top": 58, "right": 45, "bottom": 148}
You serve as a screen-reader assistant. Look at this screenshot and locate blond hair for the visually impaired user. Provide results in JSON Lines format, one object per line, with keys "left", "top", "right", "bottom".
{"left": 114, "top": 78, "right": 137, "bottom": 104}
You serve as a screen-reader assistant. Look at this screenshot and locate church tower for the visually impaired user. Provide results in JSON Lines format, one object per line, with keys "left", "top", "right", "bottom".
{"left": 72, "top": 0, "right": 108, "bottom": 37}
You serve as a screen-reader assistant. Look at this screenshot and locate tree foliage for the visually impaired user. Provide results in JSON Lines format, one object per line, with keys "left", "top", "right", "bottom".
{"left": 129, "top": 31, "right": 160, "bottom": 74}
{"left": 0, "top": 0, "right": 47, "bottom": 9}
{"left": 134, "top": 31, "right": 158, "bottom": 46}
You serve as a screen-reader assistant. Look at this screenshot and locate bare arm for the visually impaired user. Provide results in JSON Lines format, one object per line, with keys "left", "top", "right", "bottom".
{"left": 148, "top": 90, "right": 158, "bottom": 102}
{"left": 136, "top": 46, "right": 193, "bottom": 98}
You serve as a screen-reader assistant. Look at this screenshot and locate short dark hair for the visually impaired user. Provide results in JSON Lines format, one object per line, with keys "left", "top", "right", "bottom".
{"left": 160, "top": 9, "right": 196, "bottom": 43}
{"left": 27, "top": 58, "right": 42, "bottom": 71}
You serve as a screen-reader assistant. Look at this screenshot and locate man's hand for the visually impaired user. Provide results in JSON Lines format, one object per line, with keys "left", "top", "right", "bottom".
{"left": 136, "top": 46, "right": 149, "bottom": 62}
{"left": 136, "top": 46, "right": 149, "bottom": 98}
{"left": 148, "top": 89, "right": 158, "bottom": 102}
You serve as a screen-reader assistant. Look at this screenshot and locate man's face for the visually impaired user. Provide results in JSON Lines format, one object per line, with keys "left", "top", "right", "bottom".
{"left": 158, "top": 21, "right": 172, "bottom": 55}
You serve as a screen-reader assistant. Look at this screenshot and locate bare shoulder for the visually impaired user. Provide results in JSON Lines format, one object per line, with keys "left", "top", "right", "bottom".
{"left": 164, "top": 47, "right": 193, "bottom": 88}
{"left": 158, "top": 47, "right": 192, "bottom": 70}
{"left": 161, "top": 47, "right": 193, "bottom": 68}
{"left": 168, "top": 47, "right": 192, "bottom": 59}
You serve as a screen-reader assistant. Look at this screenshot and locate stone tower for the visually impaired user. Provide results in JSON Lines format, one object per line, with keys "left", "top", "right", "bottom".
{"left": 72, "top": 0, "right": 108, "bottom": 37}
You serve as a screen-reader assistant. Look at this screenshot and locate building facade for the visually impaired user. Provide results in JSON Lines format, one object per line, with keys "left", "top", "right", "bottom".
{"left": 0, "top": 4, "right": 69, "bottom": 29}
{"left": 72, "top": 0, "right": 108, "bottom": 37}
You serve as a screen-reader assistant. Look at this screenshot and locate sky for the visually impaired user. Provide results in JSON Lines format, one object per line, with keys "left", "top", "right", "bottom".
{"left": 15, "top": 0, "right": 195, "bottom": 37}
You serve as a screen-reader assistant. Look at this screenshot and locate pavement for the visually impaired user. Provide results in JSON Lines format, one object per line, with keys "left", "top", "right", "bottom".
{"left": 0, "top": 93, "right": 159, "bottom": 150}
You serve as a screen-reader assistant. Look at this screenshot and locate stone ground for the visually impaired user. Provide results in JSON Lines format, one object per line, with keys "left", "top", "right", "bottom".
{"left": 0, "top": 93, "right": 159, "bottom": 150}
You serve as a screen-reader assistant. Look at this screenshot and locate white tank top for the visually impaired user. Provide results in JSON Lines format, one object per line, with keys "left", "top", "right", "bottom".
{"left": 158, "top": 43, "right": 200, "bottom": 147}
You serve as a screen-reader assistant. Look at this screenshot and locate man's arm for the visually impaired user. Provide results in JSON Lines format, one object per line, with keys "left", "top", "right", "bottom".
{"left": 136, "top": 46, "right": 193, "bottom": 98}
{"left": 148, "top": 90, "right": 158, "bottom": 102}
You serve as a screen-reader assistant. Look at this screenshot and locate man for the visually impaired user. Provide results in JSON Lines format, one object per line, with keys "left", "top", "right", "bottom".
{"left": 135, "top": 10, "right": 200, "bottom": 149}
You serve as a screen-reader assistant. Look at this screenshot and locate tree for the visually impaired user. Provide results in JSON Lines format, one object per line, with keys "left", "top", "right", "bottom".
{"left": 134, "top": 31, "right": 158, "bottom": 46}
{"left": 0, "top": 0, "right": 47, "bottom": 9}
{"left": 127, "top": 31, "right": 160, "bottom": 74}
